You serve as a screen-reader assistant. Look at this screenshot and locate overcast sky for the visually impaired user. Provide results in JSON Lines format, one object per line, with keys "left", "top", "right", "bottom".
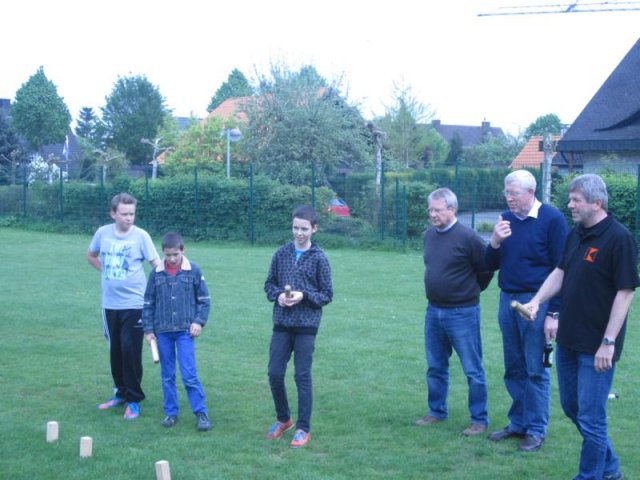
{"left": 2, "top": 0, "right": 639, "bottom": 135}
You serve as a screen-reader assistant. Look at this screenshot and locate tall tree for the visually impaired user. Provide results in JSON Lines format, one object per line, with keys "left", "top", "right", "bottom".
{"left": 10, "top": 67, "right": 71, "bottom": 150}
{"left": 445, "top": 132, "right": 464, "bottom": 166}
{"left": 243, "top": 64, "right": 370, "bottom": 186}
{"left": 375, "top": 83, "right": 434, "bottom": 170}
{"left": 0, "top": 113, "right": 24, "bottom": 184}
{"left": 75, "top": 107, "right": 99, "bottom": 140}
{"left": 524, "top": 113, "right": 564, "bottom": 140}
{"left": 102, "top": 75, "right": 168, "bottom": 165}
{"left": 207, "top": 69, "right": 253, "bottom": 112}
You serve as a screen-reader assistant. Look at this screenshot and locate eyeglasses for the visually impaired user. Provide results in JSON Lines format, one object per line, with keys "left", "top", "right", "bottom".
{"left": 503, "top": 190, "right": 524, "bottom": 198}
{"left": 428, "top": 207, "right": 451, "bottom": 214}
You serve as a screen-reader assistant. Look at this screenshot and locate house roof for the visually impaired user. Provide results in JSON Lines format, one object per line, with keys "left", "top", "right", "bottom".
{"left": 510, "top": 135, "right": 561, "bottom": 169}
{"left": 557, "top": 37, "right": 640, "bottom": 153}
{"left": 40, "top": 130, "right": 81, "bottom": 163}
{"left": 206, "top": 96, "right": 251, "bottom": 122}
{"left": 431, "top": 119, "right": 504, "bottom": 147}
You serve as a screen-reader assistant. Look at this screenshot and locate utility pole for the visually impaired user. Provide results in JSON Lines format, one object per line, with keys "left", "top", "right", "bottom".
{"left": 542, "top": 134, "right": 554, "bottom": 204}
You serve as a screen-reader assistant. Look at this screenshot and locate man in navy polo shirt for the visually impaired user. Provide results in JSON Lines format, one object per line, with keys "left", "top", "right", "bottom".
{"left": 524, "top": 174, "right": 638, "bottom": 480}
{"left": 485, "top": 170, "right": 569, "bottom": 452}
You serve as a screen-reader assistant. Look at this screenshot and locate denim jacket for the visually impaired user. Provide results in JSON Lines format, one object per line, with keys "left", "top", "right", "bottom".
{"left": 142, "top": 257, "right": 211, "bottom": 334}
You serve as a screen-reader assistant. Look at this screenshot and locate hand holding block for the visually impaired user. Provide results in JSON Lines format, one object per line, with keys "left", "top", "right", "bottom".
{"left": 511, "top": 300, "right": 531, "bottom": 319}
{"left": 150, "top": 338, "right": 160, "bottom": 364}
{"left": 46, "top": 421, "right": 58, "bottom": 443}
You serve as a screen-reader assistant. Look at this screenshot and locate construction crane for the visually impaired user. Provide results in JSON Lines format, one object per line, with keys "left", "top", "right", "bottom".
{"left": 478, "top": 1, "right": 640, "bottom": 16}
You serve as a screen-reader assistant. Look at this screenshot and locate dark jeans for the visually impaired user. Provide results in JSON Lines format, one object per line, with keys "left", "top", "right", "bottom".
{"left": 268, "top": 331, "right": 316, "bottom": 433}
{"left": 556, "top": 345, "right": 619, "bottom": 480}
{"left": 104, "top": 308, "right": 145, "bottom": 403}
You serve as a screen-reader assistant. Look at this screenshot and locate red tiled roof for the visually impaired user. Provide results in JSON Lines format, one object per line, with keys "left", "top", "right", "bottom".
{"left": 510, "top": 135, "right": 561, "bottom": 169}
{"left": 206, "top": 96, "right": 251, "bottom": 122}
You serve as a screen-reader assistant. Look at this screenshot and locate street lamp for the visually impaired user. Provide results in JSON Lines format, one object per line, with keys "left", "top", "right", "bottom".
{"left": 223, "top": 128, "right": 242, "bottom": 178}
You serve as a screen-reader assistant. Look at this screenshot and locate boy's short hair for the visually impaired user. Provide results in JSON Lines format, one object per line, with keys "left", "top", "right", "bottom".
{"left": 292, "top": 205, "right": 318, "bottom": 226}
{"left": 162, "top": 232, "right": 185, "bottom": 250}
{"left": 111, "top": 192, "right": 137, "bottom": 212}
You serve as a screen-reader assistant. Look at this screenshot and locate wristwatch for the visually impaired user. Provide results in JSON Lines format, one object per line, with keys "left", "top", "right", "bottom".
{"left": 602, "top": 337, "right": 616, "bottom": 346}
{"left": 547, "top": 311, "right": 559, "bottom": 320}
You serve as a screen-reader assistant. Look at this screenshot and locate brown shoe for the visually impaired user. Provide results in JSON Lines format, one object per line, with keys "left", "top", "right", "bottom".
{"left": 415, "top": 415, "right": 441, "bottom": 426}
{"left": 462, "top": 423, "right": 487, "bottom": 436}
{"left": 519, "top": 434, "right": 544, "bottom": 452}
{"left": 488, "top": 426, "right": 524, "bottom": 442}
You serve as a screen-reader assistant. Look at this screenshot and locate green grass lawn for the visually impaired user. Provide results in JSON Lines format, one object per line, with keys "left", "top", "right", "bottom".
{"left": 0, "top": 227, "right": 638, "bottom": 479}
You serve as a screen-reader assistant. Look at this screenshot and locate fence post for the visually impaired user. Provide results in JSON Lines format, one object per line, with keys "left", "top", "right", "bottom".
{"left": 249, "top": 163, "right": 255, "bottom": 245}
{"left": 395, "top": 177, "right": 402, "bottom": 238}
{"left": 379, "top": 162, "right": 385, "bottom": 241}
{"left": 454, "top": 158, "right": 460, "bottom": 194}
{"left": 311, "top": 162, "right": 316, "bottom": 208}
{"left": 59, "top": 169, "right": 64, "bottom": 222}
{"left": 144, "top": 166, "right": 150, "bottom": 231}
{"left": 22, "top": 162, "right": 27, "bottom": 217}
{"left": 636, "top": 165, "right": 640, "bottom": 247}
{"left": 194, "top": 166, "right": 199, "bottom": 234}
{"left": 402, "top": 184, "right": 407, "bottom": 249}
{"left": 471, "top": 179, "right": 477, "bottom": 230}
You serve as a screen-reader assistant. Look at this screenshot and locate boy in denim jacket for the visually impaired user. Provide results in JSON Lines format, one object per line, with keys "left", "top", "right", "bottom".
{"left": 142, "top": 232, "right": 212, "bottom": 431}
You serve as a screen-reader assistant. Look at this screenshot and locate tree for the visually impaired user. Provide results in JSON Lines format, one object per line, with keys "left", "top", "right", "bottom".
{"left": 445, "top": 132, "right": 464, "bottom": 166}
{"left": 163, "top": 115, "right": 228, "bottom": 175}
{"left": 462, "top": 134, "right": 523, "bottom": 167}
{"left": 374, "top": 83, "right": 434, "bottom": 170}
{"left": 102, "top": 75, "right": 169, "bottom": 165}
{"left": 75, "top": 107, "right": 100, "bottom": 140}
{"left": 207, "top": 69, "right": 253, "bottom": 112}
{"left": 10, "top": 67, "right": 71, "bottom": 150}
{"left": 523, "top": 113, "right": 564, "bottom": 140}
{"left": 0, "top": 113, "right": 25, "bottom": 184}
{"left": 243, "top": 64, "right": 371, "bottom": 186}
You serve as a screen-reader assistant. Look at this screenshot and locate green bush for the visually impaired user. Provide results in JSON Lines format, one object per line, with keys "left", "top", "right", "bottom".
{"left": 554, "top": 173, "right": 637, "bottom": 233}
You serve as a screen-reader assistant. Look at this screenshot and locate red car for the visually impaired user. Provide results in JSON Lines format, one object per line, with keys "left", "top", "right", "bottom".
{"left": 327, "top": 198, "right": 350, "bottom": 217}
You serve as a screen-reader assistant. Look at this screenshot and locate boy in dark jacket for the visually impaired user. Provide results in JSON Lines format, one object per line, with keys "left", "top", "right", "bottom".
{"left": 264, "top": 205, "right": 333, "bottom": 448}
{"left": 142, "top": 232, "right": 212, "bottom": 431}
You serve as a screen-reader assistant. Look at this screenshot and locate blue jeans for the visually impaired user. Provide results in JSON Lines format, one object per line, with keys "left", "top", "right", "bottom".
{"left": 556, "top": 345, "right": 619, "bottom": 480}
{"left": 157, "top": 331, "right": 207, "bottom": 416}
{"left": 425, "top": 304, "right": 488, "bottom": 425}
{"left": 268, "top": 331, "right": 316, "bottom": 433}
{"left": 498, "top": 292, "right": 550, "bottom": 437}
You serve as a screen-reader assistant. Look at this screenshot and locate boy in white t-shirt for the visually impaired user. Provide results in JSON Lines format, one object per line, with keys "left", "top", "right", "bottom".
{"left": 87, "top": 192, "right": 160, "bottom": 420}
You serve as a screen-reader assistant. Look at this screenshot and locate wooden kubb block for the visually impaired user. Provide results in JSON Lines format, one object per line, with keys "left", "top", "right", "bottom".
{"left": 155, "top": 460, "right": 171, "bottom": 480}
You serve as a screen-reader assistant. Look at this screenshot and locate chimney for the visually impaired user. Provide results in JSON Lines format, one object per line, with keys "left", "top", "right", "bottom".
{"left": 481, "top": 120, "right": 491, "bottom": 135}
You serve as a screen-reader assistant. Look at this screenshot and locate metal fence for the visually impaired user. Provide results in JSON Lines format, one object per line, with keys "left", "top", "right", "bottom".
{"left": 1, "top": 161, "right": 639, "bottom": 248}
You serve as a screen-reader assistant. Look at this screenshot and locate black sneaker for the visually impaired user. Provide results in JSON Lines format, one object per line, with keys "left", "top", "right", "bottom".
{"left": 196, "top": 412, "right": 212, "bottom": 431}
{"left": 161, "top": 415, "right": 178, "bottom": 428}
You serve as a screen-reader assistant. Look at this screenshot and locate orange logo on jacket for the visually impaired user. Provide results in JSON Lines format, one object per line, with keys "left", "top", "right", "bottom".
{"left": 584, "top": 247, "right": 599, "bottom": 263}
